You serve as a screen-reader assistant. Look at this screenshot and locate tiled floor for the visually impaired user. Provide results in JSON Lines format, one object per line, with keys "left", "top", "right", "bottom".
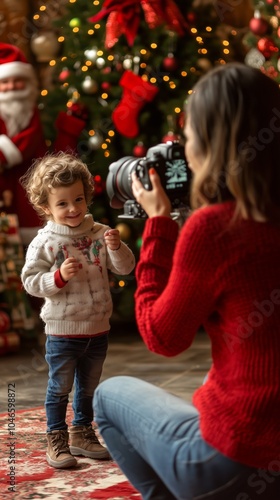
{"left": 0, "top": 323, "right": 211, "bottom": 412}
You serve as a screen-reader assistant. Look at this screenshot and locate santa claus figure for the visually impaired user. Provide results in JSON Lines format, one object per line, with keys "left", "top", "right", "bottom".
{"left": 0, "top": 43, "right": 86, "bottom": 245}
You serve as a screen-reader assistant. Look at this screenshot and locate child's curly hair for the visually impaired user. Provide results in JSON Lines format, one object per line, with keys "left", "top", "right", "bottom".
{"left": 20, "top": 152, "right": 94, "bottom": 220}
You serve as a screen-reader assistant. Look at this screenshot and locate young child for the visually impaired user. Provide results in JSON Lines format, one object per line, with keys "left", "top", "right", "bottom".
{"left": 21, "top": 152, "right": 135, "bottom": 469}
{"left": 93, "top": 63, "right": 280, "bottom": 499}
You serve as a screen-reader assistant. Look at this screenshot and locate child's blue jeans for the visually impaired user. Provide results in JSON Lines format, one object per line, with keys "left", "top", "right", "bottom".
{"left": 45, "top": 334, "right": 108, "bottom": 432}
{"left": 94, "top": 376, "right": 278, "bottom": 500}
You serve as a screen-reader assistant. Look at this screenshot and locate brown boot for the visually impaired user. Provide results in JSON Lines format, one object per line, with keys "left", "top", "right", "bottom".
{"left": 69, "top": 425, "right": 110, "bottom": 459}
{"left": 46, "top": 430, "right": 77, "bottom": 468}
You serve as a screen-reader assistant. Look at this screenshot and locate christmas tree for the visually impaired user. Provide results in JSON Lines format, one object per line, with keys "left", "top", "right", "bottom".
{"left": 243, "top": 0, "right": 280, "bottom": 81}
{"left": 32, "top": 0, "right": 251, "bottom": 323}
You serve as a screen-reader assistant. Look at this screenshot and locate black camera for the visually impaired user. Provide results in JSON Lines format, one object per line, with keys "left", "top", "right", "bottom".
{"left": 106, "top": 141, "right": 191, "bottom": 218}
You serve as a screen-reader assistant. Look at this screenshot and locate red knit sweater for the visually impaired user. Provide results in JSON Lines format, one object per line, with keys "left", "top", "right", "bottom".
{"left": 135, "top": 201, "right": 280, "bottom": 469}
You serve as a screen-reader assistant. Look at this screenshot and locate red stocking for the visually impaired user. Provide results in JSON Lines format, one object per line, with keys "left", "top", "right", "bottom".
{"left": 112, "top": 70, "right": 159, "bottom": 138}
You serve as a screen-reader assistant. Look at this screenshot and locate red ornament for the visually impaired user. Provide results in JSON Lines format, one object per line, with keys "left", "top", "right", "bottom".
{"left": 59, "top": 68, "right": 70, "bottom": 82}
{"left": 133, "top": 142, "right": 147, "bottom": 157}
{"left": 67, "top": 101, "right": 89, "bottom": 121}
{"left": 257, "top": 37, "right": 278, "bottom": 59}
{"left": 102, "top": 66, "right": 112, "bottom": 74}
{"left": 93, "top": 175, "right": 106, "bottom": 195}
{"left": 186, "top": 11, "right": 196, "bottom": 24}
{"left": 163, "top": 54, "right": 178, "bottom": 72}
{"left": 249, "top": 16, "right": 269, "bottom": 36}
{"left": 101, "top": 81, "right": 111, "bottom": 91}
{"left": 162, "top": 131, "right": 180, "bottom": 143}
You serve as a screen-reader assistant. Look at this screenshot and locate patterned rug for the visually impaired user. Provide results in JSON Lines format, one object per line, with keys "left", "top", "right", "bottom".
{"left": 0, "top": 407, "right": 141, "bottom": 500}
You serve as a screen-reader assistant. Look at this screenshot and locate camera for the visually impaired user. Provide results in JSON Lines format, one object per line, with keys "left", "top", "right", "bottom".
{"left": 106, "top": 141, "right": 191, "bottom": 218}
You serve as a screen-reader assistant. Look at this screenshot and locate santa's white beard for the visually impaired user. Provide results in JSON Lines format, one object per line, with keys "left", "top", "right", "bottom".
{"left": 0, "top": 84, "right": 38, "bottom": 137}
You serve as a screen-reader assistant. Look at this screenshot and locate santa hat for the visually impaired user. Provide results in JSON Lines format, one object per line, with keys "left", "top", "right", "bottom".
{"left": 0, "top": 43, "right": 36, "bottom": 81}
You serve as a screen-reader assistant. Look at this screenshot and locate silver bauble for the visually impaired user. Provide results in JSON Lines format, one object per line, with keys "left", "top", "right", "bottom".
{"left": 82, "top": 76, "right": 98, "bottom": 94}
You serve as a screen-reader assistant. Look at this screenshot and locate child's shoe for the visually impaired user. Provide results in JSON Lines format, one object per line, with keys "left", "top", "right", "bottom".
{"left": 69, "top": 425, "right": 110, "bottom": 459}
{"left": 46, "top": 430, "right": 77, "bottom": 468}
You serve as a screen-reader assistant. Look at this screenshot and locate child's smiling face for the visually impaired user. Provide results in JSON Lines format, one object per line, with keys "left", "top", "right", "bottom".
{"left": 43, "top": 180, "right": 88, "bottom": 227}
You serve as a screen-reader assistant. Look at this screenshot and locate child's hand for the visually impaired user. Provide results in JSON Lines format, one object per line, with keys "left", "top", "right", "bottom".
{"left": 104, "top": 229, "right": 121, "bottom": 251}
{"left": 60, "top": 257, "right": 81, "bottom": 282}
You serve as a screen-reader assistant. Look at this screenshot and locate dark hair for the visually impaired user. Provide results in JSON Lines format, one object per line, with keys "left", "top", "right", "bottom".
{"left": 188, "top": 62, "right": 280, "bottom": 221}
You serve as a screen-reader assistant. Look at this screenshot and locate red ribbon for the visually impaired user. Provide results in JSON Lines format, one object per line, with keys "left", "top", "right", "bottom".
{"left": 88, "top": 0, "right": 188, "bottom": 48}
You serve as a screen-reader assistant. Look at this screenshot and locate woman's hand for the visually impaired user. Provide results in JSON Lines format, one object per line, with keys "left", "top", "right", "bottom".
{"left": 60, "top": 257, "right": 81, "bottom": 281}
{"left": 104, "top": 229, "right": 121, "bottom": 250}
{"left": 131, "top": 169, "right": 172, "bottom": 218}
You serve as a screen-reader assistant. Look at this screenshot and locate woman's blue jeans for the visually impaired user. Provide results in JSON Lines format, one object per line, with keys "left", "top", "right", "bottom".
{"left": 45, "top": 334, "right": 108, "bottom": 432}
{"left": 94, "top": 376, "right": 273, "bottom": 500}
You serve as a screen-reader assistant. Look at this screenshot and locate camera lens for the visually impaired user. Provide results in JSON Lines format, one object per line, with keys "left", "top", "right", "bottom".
{"left": 106, "top": 157, "right": 140, "bottom": 208}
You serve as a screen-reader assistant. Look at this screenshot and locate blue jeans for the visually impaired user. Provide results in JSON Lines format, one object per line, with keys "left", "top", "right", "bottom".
{"left": 94, "top": 376, "right": 278, "bottom": 500}
{"left": 45, "top": 334, "right": 108, "bottom": 432}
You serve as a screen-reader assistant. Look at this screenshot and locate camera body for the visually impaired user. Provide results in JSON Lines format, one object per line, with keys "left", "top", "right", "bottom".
{"left": 106, "top": 141, "right": 191, "bottom": 219}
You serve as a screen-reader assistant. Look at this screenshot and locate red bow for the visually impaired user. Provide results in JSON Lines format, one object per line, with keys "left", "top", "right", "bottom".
{"left": 88, "top": 0, "right": 188, "bottom": 48}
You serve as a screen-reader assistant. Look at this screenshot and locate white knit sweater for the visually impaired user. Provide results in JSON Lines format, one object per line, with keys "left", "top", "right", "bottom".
{"left": 21, "top": 214, "right": 135, "bottom": 336}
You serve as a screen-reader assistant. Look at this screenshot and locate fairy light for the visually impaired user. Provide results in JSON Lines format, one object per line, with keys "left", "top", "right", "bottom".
{"left": 85, "top": 60, "right": 92, "bottom": 66}
{"left": 150, "top": 77, "right": 156, "bottom": 84}
{"left": 41, "top": 89, "right": 48, "bottom": 96}
{"left": 81, "top": 65, "right": 88, "bottom": 71}
{"left": 104, "top": 151, "right": 110, "bottom": 157}
{"left": 191, "top": 28, "right": 197, "bottom": 34}
{"left": 108, "top": 55, "right": 114, "bottom": 61}
{"left": 97, "top": 50, "right": 104, "bottom": 56}
{"left": 140, "top": 63, "right": 147, "bottom": 69}
{"left": 33, "top": 14, "right": 40, "bottom": 21}
{"left": 39, "top": 5, "right": 47, "bottom": 11}
{"left": 49, "top": 60, "right": 56, "bottom": 67}
{"left": 206, "top": 26, "right": 212, "bottom": 32}
{"left": 270, "top": 16, "right": 278, "bottom": 28}
{"left": 119, "top": 280, "right": 125, "bottom": 287}
{"left": 61, "top": 57, "right": 67, "bottom": 62}
{"left": 93, "top": 0, "right": 100, "bottom": 5}
{"left": 101, "top": 143, "right": 108, "bottom": 149}
{"left": 196, "top": 36, "right": 203, "bottom": 44}
{"left": 73, "top": 27, "right": 79, "bottom": 33}
{"left": 108, "top": 130, "right": 115, "bottom": 137}
{"left": 101, "top": 93, "right": 108, "bottom": 99}
{"left": 94, "top": 24, "right": 101, "bottom": 30}
{"left": 89, "top": 130, "right": 95, "bottom": 136}
{"left": 140, "top": 49, "right": 147, "bottom": 55}
{"left": 174, "top": 107, "right": 181, "bottom": 113}
{"left": 163, "top": 75, "right": 170, "bottom": 81}
{"left": 58, "top": 36, "right": 64, "bottom": 42}
{"left": 150, "top": 43, "right": 157, "bottom": 49}
{"left": 169, "top": 81, "right": 176, "bottom": 89}
{"left": 181, "top": 71, "right": 187, "bottom": 77}
{"left": 69, "top": 0, "right": 76, "bottom": 3}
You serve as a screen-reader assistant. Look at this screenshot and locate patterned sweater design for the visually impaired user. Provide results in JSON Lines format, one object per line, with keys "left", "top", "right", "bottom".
{"left": 21, "top": 214, "right": 135, "bottom": 336}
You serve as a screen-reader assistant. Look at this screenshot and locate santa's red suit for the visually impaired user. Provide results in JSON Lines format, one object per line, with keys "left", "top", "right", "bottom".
{"left": 0, "top": 43, "right": 86, "bottom": 245}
